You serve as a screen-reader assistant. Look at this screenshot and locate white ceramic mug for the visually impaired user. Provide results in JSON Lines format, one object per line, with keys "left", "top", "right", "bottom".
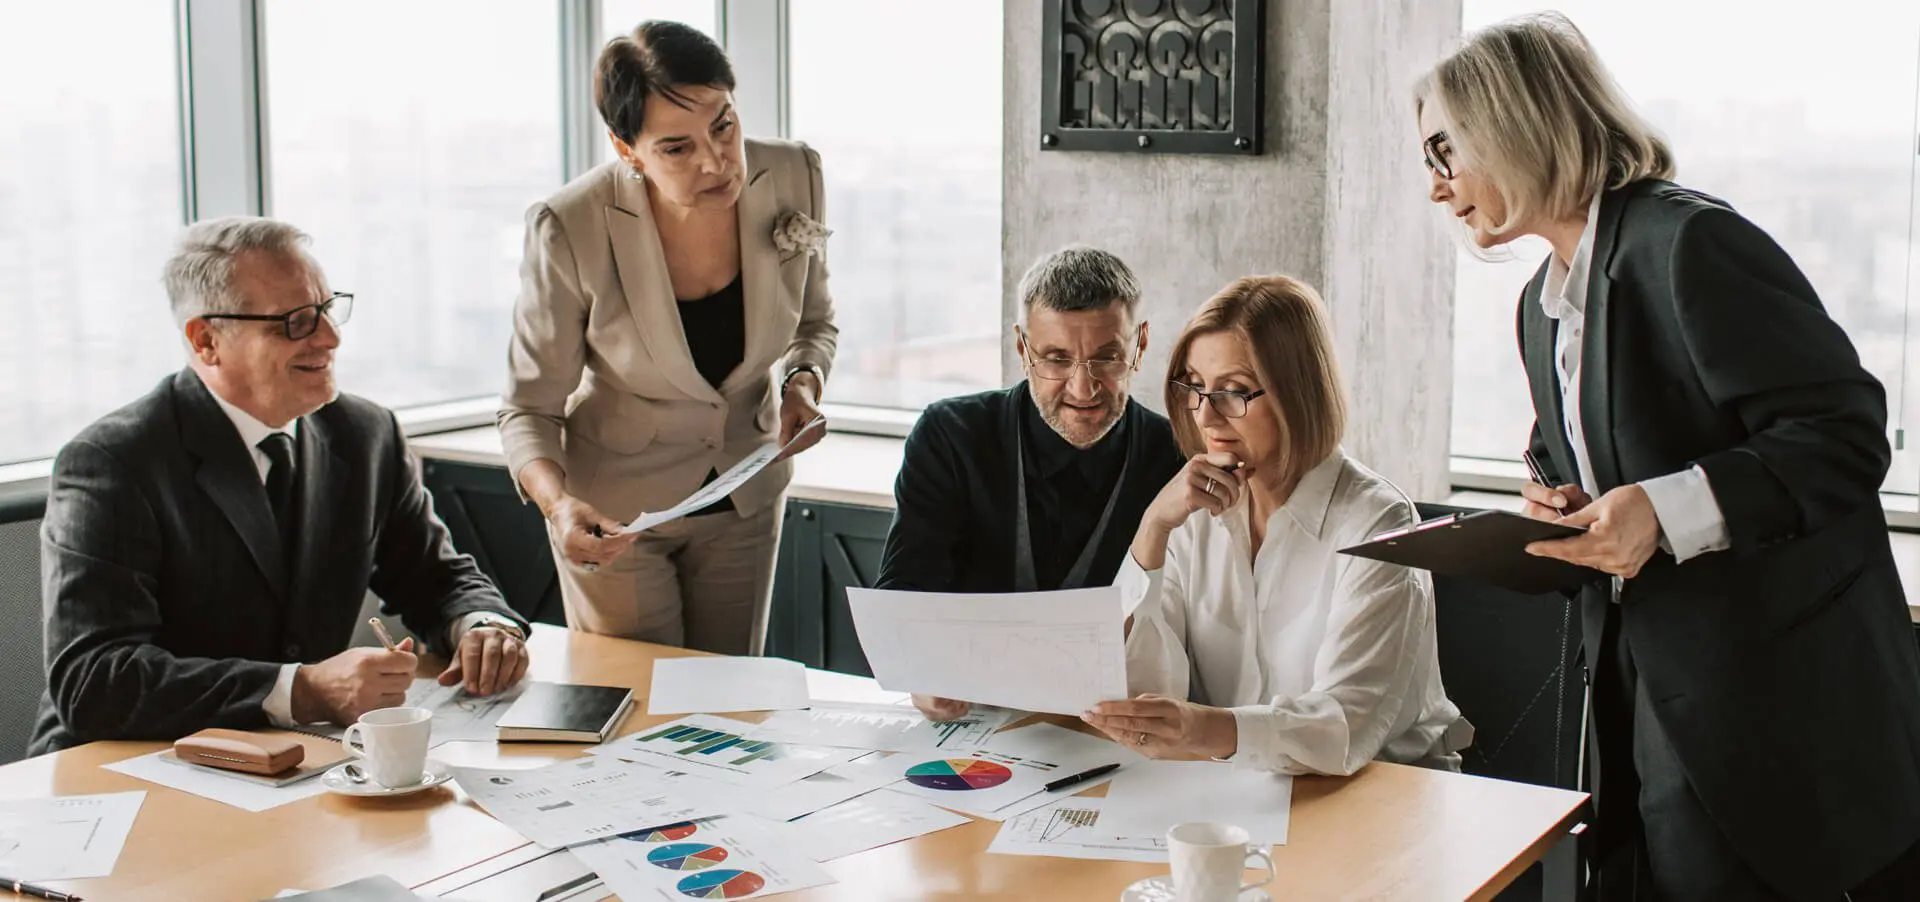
{"left": 341, "top": 706, "right": 433, "bottom": 788}
{"left": 1167, "top": 821, "right": 1275, "bottom": 902}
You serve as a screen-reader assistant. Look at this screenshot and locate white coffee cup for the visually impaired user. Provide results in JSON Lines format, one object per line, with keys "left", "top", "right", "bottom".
{"left": 1167, "top": 821, "right": 1275, "bottom": 902}
{"left": 341, "top": 706, "right": 433, "bottom": 788}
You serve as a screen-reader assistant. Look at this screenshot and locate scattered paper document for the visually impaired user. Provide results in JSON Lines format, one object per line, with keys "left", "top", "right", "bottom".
{"left": 413, "top": 844, "right": 603, "bottom": 902}
{"left": 846, "top": 586, "right": 1129, "bottom": 715}
{"left": 107, "top": 750, "right": 327, "bottom": 812}
{"left": 745, "top": 701, "right": 1014, "bottom": 754}
{"left": 740, "top": 754, "right": 903, "bottom": 822}
{"left": 647, "top": 656, "right": 809, "bottom": 715}
{"left": 883, "top": 722, "right": 1132, "bottom": 818}
{"left": 270, "top": 875, "right": 428, "bottom": 900}
{"left": 776, "top": 791, "right": 972, "bottom": 862}
{"left": 571, "top": 813, "right": 835, "bottom": 900}
{"left": 590, "top": 714, "right": 864, "bottom": 788}
{"left": 619, "top": 417, "right": 825, "bottom": 536}
{"left": 804, "top": 668, "right": 909, "bottom": 706}
{"left": 452, "top": 757, "right": 732, "bottom": 849}
{"left": 288, "top": 678, "right": 528, "bottom": 746}
{"left": 988, "top": 796, "right": 1174, "bottom": 863}
{"left": 0, "top": 791, "right": 144, "bottom": 880}
{"left": 1098, "top": 759, "right": 1293, "bottom": 845}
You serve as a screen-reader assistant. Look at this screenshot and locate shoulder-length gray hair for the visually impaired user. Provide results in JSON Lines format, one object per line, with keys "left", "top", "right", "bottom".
{"left": 1413, "top": 12, "right": 1674, "bottom": 237}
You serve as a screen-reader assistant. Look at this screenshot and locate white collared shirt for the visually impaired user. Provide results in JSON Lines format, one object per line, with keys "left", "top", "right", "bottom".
{"left": 1119, "top": 451, "right": 1468, "bottom": 776}
{"left": 1543, "top": 193, "right": 1730, "bottom": 564}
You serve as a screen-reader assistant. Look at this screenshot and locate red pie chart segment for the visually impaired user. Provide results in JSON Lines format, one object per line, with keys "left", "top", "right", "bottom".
{"left": 905, "top": 758, "right": 1014, "bottom": 791}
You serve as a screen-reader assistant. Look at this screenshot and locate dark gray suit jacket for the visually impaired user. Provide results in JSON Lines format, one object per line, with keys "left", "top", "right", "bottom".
{"left": 1519, "top": 179, "right": 1920, "bottom": 899}
{"left": 29, "top": 369, "right": 524, "bottom": 755}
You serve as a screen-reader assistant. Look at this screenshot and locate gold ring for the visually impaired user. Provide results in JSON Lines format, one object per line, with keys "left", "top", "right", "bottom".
{"left": 1136, "top": 731, "right": 1149, "bottom": 746}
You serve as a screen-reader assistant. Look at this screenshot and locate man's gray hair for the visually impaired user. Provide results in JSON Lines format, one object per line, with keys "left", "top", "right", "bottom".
{"left": 163, "top": 216, "right": 313, "bottom": 326}
{"left": 1017, "top": 245, "right": 1141, "bottom": 318}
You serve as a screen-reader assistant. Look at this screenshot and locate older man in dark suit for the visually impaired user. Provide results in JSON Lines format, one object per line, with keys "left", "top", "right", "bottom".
{"left": 29, "top": 216, "right": 530, "bottom": 755}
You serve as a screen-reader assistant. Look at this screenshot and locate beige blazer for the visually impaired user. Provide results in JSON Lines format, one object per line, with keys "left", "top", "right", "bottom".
{"left": 498, "top": 137, "right": 837, "bottom": 522}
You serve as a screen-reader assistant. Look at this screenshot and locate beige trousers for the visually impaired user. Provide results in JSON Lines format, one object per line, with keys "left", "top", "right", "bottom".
{"left": 551, "top": 499, "right": 783, "bottom": 656}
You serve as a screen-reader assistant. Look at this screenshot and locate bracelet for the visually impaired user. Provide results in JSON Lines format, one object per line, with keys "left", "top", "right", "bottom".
{"left": 781, "top": 364, "right": 825, "bottom": 399}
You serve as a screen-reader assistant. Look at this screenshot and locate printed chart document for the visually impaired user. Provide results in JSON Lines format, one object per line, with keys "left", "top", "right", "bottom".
{"left": 414, "top": 844, "right": 604, "bottom": 902}
{"left": 988, "top": 796, "right": 1173, "bottom": 864}
{"left": 776, "top": 791, "right": 972, "bottom": 863}
{"left": 745, "top": 701, "right": 1015, "bottom": 754}
{"left": 1099, "top": 759, "right": 1294, "bottom": 845}
{"left": 571, "top": 813, "right": 835, "bottom": 900}
{"left": 452, "top": 757, "right": 733, "bottom": 849}
{"left": 846, "top": 586, "right": 1129, "bottom": 716}
{"left": 288, "top": 678, "right": 527, "bottom": 745}
{"left": 883, "top": 722, "right": 1133, "bottom": 818}
{"left": 0, "top": 791, "right": 145, "bottom": 880}
{"left": 618, "top": 416, "right": 825, "bottom": 536}
{"left": 647, "top": 656, "right": 809, "bottom": 715}
{"left": 107, "top": 750, "right": 327, "bottom": 812}
{"left": 589, "top": 714, "right": 864, "bottom": 788}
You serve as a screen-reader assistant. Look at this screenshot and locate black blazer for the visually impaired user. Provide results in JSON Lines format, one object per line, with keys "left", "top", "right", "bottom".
{"left": 29, "top": 369, "right": 523, "bottom": 755}
{"left": 876, "top": 383, "right": 1184, "bottom": 593}
{"left": 1519, "top": 179, "right": 1920, "bottom": 899}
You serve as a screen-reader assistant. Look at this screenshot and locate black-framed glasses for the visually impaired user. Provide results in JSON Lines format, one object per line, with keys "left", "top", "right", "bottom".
{"left": 201, "top": 292, "right": 354, "bottom": 341}
{"left": 1170, "top": 380, "right": 1267, "bottom": 419}
{"left": 1422, "top": 130, "right": 1455, "bottom": 180}
{"left": 1017, "top": 325, "right": 1141, "bottom": 383}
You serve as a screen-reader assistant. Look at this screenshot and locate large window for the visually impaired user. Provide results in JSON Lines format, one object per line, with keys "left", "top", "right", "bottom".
{"left": 788, "top": 0, "right": 1004, "bottom": 410}
{"left": 0, "top": 2, "right": 183, "bottom": 466}
{"left": 1451, "top": 3, "right": 1920, "bottom": 496}
{"left": 265, "top": 0, "right": 563, "bottom": 412}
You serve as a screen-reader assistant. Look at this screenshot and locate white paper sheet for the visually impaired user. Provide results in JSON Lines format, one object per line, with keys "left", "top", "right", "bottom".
{"left": 647, "top": 656, "right": 810, "bottom": 715}
{"left": 617, "top": 417, "right": 825, "bottom": 536}
{"left": 1097, "top": 759, "right": 1293, "bottom": 845}
{"left": 744, "top": 701, "right": 1014, "bottom": 754}
{"left": 774, "top": 791, "right": 972, "bottom": 862}
{"left": 289, "top": 678, "right": 528, "bottom": 746}
{"left": 882, "top": 722, "right": 1135, "bottom": 818}
{"left": 0, "top": 791, "right": 145, "bottom": 880}
{"left": 589, "top": 714, "right": 864, "bottom": 788}
{"left": 741, "top": 754, "right": 903, "bottom": 822}
{"left": 107, "top": 750, "right": 329, "bottom": 812}
{"left": 451, "top": 757, "right": 734, "bottom": 849}
{"left": 845, "top": 586, "right": 1129, "bottom": 715}
{"left": 570, "top": 813, "right": 835, "bottom": 900}
{"left": 413, "top": 843, "right": 604, "bottom": 901}
{"left": 987, "top": 796, "right": 1172, "bottom": 863}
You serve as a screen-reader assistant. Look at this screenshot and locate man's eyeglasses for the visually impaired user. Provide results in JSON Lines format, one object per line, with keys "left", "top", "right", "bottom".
{"left": 1422, "top": 131, "right": 1455, "bottom": 180}
{"left": 1017, "top": 326, "right": 1139, "bottom": 383}
{"left": 1170, "top": 380, "right": 1267, "bottom": 419}
{"left": 201, "top": 292, "right": 354, "bottom": 341}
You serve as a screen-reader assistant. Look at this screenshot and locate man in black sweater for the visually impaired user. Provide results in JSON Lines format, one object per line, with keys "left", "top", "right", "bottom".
{"left": 877, "top": 245, "right": 1185, "bottom": 721}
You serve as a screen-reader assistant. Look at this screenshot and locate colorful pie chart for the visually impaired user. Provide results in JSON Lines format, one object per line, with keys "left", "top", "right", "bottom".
{"left": 623, "top": 821, "right": 700, "bottom": 843}
{"left": 676, "top": 868, "right": 768, "bottom": 898}
{"left": 905, "top": 758, "right": 1014, "bottom": 791}
{"left": 647, "top": 843, "right": 729, "bottom": 871}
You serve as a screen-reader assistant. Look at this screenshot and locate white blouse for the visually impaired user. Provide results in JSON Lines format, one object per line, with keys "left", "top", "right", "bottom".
{"left": 1120, "top": 450, "right": 1469, "bottom": 775}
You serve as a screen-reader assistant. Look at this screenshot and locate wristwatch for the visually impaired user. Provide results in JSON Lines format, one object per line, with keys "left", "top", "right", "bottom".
{"left": 466, "top": 616, "right": 526, "bottom": 642}
{"left": 781, "top": 364, "right": 825, "bottom": 399}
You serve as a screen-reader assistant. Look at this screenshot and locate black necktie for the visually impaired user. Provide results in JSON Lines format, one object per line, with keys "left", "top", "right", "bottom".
{"left": 259, "top": 432, "right": 297, "bottom": 552}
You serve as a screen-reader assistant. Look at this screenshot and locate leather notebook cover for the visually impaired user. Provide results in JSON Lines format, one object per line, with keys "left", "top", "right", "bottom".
{"left": 496, "top": 682, "right": 635, "bottom": 742}
{"left": 1337, "top": 508, "right": 1605, "bottom": 595}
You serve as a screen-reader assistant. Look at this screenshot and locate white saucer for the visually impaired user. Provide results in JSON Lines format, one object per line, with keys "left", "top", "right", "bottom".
{"left": 1121, "top": 875, "right": 1270, "bottom": 902}
{"left": 322, "top": 759, "right": 453, "bottom": 797}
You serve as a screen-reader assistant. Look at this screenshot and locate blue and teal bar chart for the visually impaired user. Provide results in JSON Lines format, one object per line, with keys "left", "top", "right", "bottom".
{"left": 636, "top": 724, "right": 783, "bottom": 766}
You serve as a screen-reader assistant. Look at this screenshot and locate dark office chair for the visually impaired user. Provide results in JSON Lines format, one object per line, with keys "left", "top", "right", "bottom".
{"left": 421, "top": 458, "right": 568, "bottom": 627}
{"left": 1419, "top": 502, "right": 1586, "bottom": 901}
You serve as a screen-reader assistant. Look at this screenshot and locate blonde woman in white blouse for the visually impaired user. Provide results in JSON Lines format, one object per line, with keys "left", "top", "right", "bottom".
{"left": 1081, "top": 275, "right": 1468, "bottom": 775}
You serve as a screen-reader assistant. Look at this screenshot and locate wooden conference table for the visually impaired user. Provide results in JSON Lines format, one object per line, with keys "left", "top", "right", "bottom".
{"left": 0, "top": 627, "right": 1586, "bottom": 901}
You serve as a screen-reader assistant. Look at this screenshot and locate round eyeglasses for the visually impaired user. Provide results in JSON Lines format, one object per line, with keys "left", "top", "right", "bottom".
{"left": 1170, "top": 380, "right": 1267, "bottom": 418}
{"left": 201, "top": 292, "right": 354, "bottom": 341}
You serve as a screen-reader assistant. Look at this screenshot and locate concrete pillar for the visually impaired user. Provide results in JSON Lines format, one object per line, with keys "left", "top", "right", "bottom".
{"left": 1002, "top": 0, "right": 1462, "bottom": 500}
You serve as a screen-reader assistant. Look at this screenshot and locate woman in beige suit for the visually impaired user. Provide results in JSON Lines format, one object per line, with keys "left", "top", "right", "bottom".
{"left": 499, "top": 21, "right": 836, "bottom": 655}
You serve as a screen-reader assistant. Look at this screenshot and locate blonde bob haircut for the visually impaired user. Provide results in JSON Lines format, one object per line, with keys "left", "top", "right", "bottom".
{"left": 1413, "top": 12, "right": 1674, "bottom": 238}
{"left": 1164, "top": 275, "right": 1347, "bottom": 491}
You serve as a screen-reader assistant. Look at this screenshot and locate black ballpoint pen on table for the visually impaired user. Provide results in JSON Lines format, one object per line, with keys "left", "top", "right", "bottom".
{"left": 1043, "top": 762, "right": 1122, "bottom": 793}
{"left": 0, "top": 876, "right": 82, "bottom": 901}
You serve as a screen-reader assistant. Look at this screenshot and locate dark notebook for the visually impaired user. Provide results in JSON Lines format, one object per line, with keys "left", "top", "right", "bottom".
{"left": 1337, "top": 508, "right": 1606, "bottom": 595}
{"left": 495, "top": 682, "right": 635, "bottom": 743}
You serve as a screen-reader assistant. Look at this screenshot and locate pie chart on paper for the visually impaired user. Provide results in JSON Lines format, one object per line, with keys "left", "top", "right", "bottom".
{"left": 623, "top": 821, "right": 700, "bottom": 843}
{"left": 905, "top": 758, "right": 1015, "bottom": 791}
{"left": 647, "top": 842, "right": 730, "bottom": 871}
{"left": 676, "top": 868, "right": 768, "bottom": 898}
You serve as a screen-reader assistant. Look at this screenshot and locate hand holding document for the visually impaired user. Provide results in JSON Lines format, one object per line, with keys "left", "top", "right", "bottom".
{"left": 617, "top": 416, "right": 825, "bottom": 536}
{"left": 846, "top": 586, "right": 1129, "bottom": 716}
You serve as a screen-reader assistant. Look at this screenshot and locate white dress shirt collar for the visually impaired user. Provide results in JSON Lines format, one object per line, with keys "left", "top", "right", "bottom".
{"left": 1540, "top": 191, "right": 1604, "bottom": 322}
{"left": 1214, "top": 449, "right": 1344, "bottom": 541}
{"left": 208, "top": 387, "right": 298, "bottom": 484}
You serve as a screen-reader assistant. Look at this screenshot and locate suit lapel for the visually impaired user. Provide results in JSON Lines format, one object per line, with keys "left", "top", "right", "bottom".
{"left": 176, "top": 370, "right": 288, "bottom": 596}
{"left": 606, "top": 167, "right": 724, "bottom": 402}
{"left": 1520, "top": 265, "right": 1578, "bottom": 483}
{"left": 722, "top": 154, "right": 795, "bottom": 396}
{"left": 288, "top": 412, "right": 345, "bottom": 616}
{"left": 1578, "top": 189, "right": 1628, "bottom": 491}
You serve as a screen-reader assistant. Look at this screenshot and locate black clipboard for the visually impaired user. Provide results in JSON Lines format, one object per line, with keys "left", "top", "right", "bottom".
{"left": 1337, "top": 509, "right": 1606, "bottom": 595}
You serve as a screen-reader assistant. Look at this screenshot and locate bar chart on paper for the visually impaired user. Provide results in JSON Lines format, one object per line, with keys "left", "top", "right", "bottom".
{"left": 745, "top": 701, "right": 1015, "bottom": 754}
{"left": 592, "top": 714, "right": 866, "bottom": 788}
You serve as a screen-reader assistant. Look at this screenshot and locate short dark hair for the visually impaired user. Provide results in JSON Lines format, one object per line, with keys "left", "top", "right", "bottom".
{"left": 595, "top": 21, "right": 736, "bottom": 145}
{"left": 1016, "top": 245, "right": 1141, "bottom": 318}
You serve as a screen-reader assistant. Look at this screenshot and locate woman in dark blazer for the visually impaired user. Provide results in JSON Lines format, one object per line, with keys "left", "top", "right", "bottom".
{"left": 499, "top": 21, "right": 836, "bottom": 654}
{"left": 1415, "top": 13, "right": 1920, "bottom": 902}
